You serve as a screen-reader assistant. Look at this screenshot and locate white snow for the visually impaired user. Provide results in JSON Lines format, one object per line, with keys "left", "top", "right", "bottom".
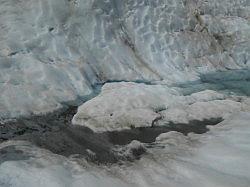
{"left": 73, "top": 82, "right": 243, "bottom": 132}
{"left": 72, "top": 82, "right": 178, "bottom": 131}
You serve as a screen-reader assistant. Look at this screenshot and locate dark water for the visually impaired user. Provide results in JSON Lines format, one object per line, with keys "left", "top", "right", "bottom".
{"left": 106, "top": 118, "right": 222, "bottom": 145}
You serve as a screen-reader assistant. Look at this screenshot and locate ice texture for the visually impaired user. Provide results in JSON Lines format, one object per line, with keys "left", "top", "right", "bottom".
{"left": 0, "top": 0, "right": 250, "bottom": 119}
{"left": 73, "top": 82, "right": 244, "bottom": 132}
{"left": 104, "top": 112, "right": 250, "bottom": 187}
{"left": 0, "top": 141, "right": 128, "bottom": 187}
{"left": 1, "top": 1, "right": 250, "bottom": 186}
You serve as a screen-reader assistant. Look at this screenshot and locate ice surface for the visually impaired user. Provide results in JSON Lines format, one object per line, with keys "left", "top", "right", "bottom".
{"left": 0, "top": 0, "right": 250, "bottom": 186}
{"left": 73, "top": 82, "right": 244, "bottom": 132}
{"left": 0, "top": 0, "right": 250, "bottom": 119}
{"left": 106, "top": 112, "right": 250, "bottom": 187}
{"left": 0, "top": 141, "right": 128, "bottom": 187}
{"left": 1, "top": 113, "right": 250, "bottom": 187}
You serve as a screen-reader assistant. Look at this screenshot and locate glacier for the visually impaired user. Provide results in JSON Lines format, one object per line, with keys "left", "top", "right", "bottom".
{"left": 0, "top": 0, "right": 250, "bottom": 119}
{"left": 0, "top": 0, "right": 250, "bottom": 187}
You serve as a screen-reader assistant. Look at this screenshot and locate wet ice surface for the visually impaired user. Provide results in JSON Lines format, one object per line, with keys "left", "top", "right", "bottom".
{"left": 106, "top": 118, "right": 222, "bottom": 145}
{"left": 73, "top": 70, "right": 249, "bottom": 132}
{"left": 0, "top": 70, "right": 250, "bottom": 186}
{"left": 0, "top": 106, "right": 222, "bottom": 164}
{"left": 0, "top": 112, "right": 250, "bottom": 187}
{"left": 110, "top": 112, "right": 250, "bottom": 187}
{"left": 1, "top": 0, "right": 250, "bottom": 185}
{"left": 177, "top": 69, "right": 250, "bottom": 96}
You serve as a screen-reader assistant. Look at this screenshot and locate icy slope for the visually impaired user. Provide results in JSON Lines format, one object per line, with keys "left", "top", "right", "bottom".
{"left": 1, "top": 0, "right": 250, "bottom": 119}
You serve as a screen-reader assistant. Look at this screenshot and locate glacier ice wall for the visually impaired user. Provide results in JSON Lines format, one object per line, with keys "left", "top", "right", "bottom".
{"left": 0, "top": 0, "right": 250, "bottom": 118}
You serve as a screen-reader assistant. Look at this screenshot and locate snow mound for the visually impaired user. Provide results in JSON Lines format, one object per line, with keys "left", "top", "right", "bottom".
{"left": 73, "top": 82, "right": 243, "bottom": 132}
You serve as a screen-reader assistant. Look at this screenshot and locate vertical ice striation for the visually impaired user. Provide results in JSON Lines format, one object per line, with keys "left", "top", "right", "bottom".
{"left": 0, "top": 0, "right": 250, "bottom": 117}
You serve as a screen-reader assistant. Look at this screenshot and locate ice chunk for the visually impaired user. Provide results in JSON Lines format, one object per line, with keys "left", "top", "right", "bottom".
{"left": 72, "top": 82, "right": 179, "bottom": 132}
{"left": 73, "top": 82, "right": 243, "bottom": 132}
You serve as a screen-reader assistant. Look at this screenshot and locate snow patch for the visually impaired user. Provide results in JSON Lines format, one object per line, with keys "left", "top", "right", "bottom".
{"left": 73, "top": 82, "right": 243, "bottom": 132}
